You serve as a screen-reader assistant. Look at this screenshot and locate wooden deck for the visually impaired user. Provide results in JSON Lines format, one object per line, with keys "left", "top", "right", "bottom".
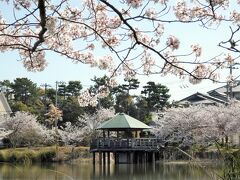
{"left": 90, "top": 138, "right": 164, "bottom": 152}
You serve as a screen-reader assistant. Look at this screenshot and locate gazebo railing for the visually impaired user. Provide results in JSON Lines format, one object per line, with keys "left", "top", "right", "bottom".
{"left": 90, "top": 138, "right": 164, "bottom": 151}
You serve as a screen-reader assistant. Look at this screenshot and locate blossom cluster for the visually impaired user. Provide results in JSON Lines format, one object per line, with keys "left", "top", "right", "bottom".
{"left": 152, "top": 102, "right": 240, "bottom": 146}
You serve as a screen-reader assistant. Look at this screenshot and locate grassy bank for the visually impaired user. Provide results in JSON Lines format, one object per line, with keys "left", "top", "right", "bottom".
{"left": 0, "top": 146, "right": 90, "bottom": 164}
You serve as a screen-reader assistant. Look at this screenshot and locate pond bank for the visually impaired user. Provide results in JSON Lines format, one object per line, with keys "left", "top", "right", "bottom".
{"left": 0, "top": 146, "right": 91, "bottom": 164}
{"left": 0, "top": 146, "right": 237, "bottom": 165}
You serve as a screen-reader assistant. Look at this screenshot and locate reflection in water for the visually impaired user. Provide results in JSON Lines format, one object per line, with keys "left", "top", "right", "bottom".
{"left": 0, "top": 161, "right": 222, "bottom": 180}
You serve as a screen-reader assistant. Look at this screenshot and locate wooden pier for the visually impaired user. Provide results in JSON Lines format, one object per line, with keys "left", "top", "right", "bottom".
{"left": 90, "top": 138, "right": 163, "bottom": 164}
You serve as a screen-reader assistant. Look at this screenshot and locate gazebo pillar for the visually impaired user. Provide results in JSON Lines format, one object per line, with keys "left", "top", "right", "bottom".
{"left": 103, "top": 130, "right": 106, "bottom": 138}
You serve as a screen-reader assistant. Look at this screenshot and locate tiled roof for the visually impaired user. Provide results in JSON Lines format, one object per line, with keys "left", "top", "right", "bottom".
{"left": 178, "top": 92, "right": 226, "bottom": 105}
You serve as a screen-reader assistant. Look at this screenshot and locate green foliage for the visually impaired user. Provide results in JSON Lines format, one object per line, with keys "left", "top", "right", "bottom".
{"left": 0, "top": 80, "right": 13, "bottom": 100}
{"left": 142, "top": 113, "right": 152, "bottom": 124}
{"left": 114, "top": 92, "right": 132, "bottom": 113}
{"left": 6, "top": 78, "right": 46, "bottom": 120}
{"left": 117, "top": 78, "right": 140, "bottom": 94}
{"left": 223, "top": 150, "right": 240, "bottom": 180}
{"left": 141, "top": 81, "right": 170, "bottom": 111}
{"left": 66, "top": 81, "right": 82, "bottom": 96}
{"left": 10, "top": 101, "right": 35, "bottom": 113}
{"left": 46, "top": 88, "right": 56, "bottom": 104}
{"left": 11, "top": 78, "right": 39, "bottom": 105}
{"left": 135, "top": 96, "right": 150, "bottom": 122}
{"left": 60, "top": 97, "right": 84, "bottom": 125}
{"left": 39, "top": 149, "right": 56, "bottom": 162}
{"left": 113, "top": 79, "right": 140, "bottom": 116}
{"left": 113, "top": 80, "right": 170, "bottom": 123}
{"left": 90, "top": 75, "right": 114, "bottom": 109}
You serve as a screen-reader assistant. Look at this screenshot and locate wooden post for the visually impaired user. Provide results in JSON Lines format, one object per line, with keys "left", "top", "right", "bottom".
{"left": 144, "top": 152, "right": 147, "bottom": 173}
{"left": 93, "top": 152, "right": 95, "bottom": 165}
{"left": 130, "top": 152, "right": 134, "bottom": 164}
{"left": 99, "top": 152, "right": 102, "bottom": 166}
{"left": 107, "top": 152, "right": 111, "bottom": 176}
{"left": 107, "top": 131, "right": 110, "bottom": 138}
{"left": 152, "top": 152, "right": 155, "bottom": 163}
{"left": 103, "top": 152, "right": 106, "bottom": 166}
{"left": 103, "top": 152, "right": 106, "bottom": 176}
{"left": 107, "top": 152, "right": 111, "bottom": 165}
{"left": 144, "top": 152, "right": 146, "bottom": 164}
{"left": 137, "top": 152, "right": 140, "bottom": 164}
{"left": 127, "top": 152, "right": 130, "bottom": 164}
{"left": 114, "top": 152, "right": 118, "bottom": 164}
{"left": 103, "top": 130, "right": 106, "bottom": 138}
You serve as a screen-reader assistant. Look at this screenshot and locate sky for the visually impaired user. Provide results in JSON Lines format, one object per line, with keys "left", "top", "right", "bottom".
{"left": 0, "top": 49, "right": 228, "bottom": 101}
{"left": 0, "top": 1, "right": 239, "bottom": 101}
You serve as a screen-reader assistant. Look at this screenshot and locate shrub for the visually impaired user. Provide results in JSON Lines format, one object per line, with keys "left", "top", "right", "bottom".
{"left": 38, "top": 149, "right": 56, "bottom": 162}
{"left": 0, "top": 148, "right": 57, "bottom": 163}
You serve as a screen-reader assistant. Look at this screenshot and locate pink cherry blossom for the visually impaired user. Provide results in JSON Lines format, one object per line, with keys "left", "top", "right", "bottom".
{"left": 166, "top": 36, "right": 180, "bottom": 50}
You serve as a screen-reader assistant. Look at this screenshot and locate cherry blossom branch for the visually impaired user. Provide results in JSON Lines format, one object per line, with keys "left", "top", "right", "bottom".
{"left": 31, "top": 0, "right": 47, "bottom": 52}
{"left": 219, "top": 25, "right": 240, "bottom": 53}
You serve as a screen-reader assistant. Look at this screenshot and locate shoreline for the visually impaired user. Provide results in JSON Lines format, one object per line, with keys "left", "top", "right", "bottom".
{"left": 0, "top": 146, "right": 91, "bottom": 164}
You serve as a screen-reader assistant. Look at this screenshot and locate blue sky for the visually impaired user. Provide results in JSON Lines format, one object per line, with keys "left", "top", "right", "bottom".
{"left": 0, "top": 48, "right": 228, "bottom": 101}
{"left": 0, "top": 1, "right": 239, "bottom": 101}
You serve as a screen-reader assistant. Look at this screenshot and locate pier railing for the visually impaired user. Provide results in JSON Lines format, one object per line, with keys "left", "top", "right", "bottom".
{"left": 90, "top": 138, "right": 163, "bottom": 152}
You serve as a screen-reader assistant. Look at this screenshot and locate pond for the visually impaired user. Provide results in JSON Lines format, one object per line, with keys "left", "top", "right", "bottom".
{"left": 0, "top": 161, "right": 223, "bottom": 180}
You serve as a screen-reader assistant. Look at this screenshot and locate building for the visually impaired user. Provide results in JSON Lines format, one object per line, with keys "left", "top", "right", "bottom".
{"left": 178, "top": 92, "right": 227, "bottom": 106}
{"left": 178, "top": 82, "right": 240, "bottom": 106}
{"left": 0, "top": 92, "right": 12, "bottom": 116}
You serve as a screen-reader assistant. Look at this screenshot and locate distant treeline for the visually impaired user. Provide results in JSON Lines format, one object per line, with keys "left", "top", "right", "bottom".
{"left": 0, "top": 76, "right": 171, "bottom": 125}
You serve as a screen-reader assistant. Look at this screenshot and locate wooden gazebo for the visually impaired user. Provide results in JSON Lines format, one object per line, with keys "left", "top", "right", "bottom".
{"left": 97, "top": 112, "right": 151, "bottom": 138}
{"left": 90, "top": 113, "right": 163, "bottom": 164}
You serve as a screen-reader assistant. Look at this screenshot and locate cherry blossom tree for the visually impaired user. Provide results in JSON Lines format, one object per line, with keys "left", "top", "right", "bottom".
{"left": 1, "top": 0, "right": 240, "bottom": 105}
{"left": 58, "top": 107, "right": 114, "bottom": 145}
{"left": 77, "top": 108, "right": 115, "bottom": 143}
{"left": 58, "top": 121, "right": 85, "bottom": 146}
{"left": 151, "top": 102, "right": 240, "bottom": 147}
{"left": 45, "top": 104, "right": 63, "bottom": 145}
{"left": 0, "top": 111, "right": 50, "bottom": 147}
{"left": 45, "top": 104, "right": 63, "bottom": 128}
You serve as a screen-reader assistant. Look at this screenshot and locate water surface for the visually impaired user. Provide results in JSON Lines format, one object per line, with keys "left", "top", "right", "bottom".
{"left": 0, "top": 161, "right": 222, "bottom": 180}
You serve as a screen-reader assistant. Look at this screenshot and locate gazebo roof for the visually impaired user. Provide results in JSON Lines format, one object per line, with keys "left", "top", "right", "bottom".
{"left": 97, "top": 113, "right": 151, "bottom": 130}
